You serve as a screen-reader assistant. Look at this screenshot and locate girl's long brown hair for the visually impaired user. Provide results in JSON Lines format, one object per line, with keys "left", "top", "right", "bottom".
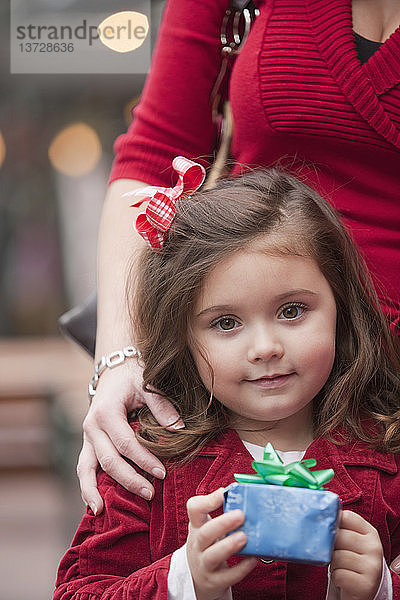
{"left": 128, "top": 169, "right": 400, "bottom": 460}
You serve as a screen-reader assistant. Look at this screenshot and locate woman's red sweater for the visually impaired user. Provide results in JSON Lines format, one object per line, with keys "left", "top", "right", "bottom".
{"left": 110, "top": 0, "right": 400, "bottom": 325}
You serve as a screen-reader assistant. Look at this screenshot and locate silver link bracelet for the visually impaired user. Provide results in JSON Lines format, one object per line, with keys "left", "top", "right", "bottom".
{"left": 88, "top": 345, "right": 142, "bottom": 400}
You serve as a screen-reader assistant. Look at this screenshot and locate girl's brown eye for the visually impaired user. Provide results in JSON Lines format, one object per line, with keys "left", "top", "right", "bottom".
{"left": 282, "top": 306, "right": 299, "bottom": 319}
{"left": 218, "top": 318, "right": 236, "bottom": 330}
{"left": 280, "top": 305, "right": 304, "bottom": 319}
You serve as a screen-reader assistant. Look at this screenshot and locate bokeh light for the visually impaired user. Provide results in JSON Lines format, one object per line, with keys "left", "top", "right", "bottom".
{"left": 48, "top": 123, "right": 102, "bottom": 177}
{"left": 0, "top": 131, "right": 6, "bottom": 168}
{"left": 123, "top": 95, "right": 141, "bottom": 125}
{"left": 98, "top": 11, "right": 149, "bottom": 53}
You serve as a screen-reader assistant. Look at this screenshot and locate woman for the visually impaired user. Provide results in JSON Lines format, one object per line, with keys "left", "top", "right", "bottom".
{"left": 78, "top": 0, "right": 400, "bottom": 544}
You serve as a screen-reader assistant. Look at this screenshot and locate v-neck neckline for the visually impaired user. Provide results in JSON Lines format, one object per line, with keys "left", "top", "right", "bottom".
{"left": 363, "top": 24, "right": 400, "bottom": 94}
{"left": 306, "top": 0, "right": 400, "bottom": 147}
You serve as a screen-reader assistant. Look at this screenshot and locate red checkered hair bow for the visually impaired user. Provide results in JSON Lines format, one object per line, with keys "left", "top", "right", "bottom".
{"left": 127, "top": 156, "right": 206, "bottom": 250}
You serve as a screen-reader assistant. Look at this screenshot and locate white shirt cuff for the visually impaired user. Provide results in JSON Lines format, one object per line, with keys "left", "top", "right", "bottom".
{"left": 167, "top": 543, "right": 232, "bottom": 600}
{"left": 326, "top": 555, "right": 392, "bottom": 600}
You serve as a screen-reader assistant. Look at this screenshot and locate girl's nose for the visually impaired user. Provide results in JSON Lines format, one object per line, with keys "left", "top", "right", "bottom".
{"left": 247, "top": 327, "right": 284, "bottom": 363}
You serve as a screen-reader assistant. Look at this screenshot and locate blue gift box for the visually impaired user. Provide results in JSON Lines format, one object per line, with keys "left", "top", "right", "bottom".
{"left": 224, "top": 481, "right": 341, "bottom": 565}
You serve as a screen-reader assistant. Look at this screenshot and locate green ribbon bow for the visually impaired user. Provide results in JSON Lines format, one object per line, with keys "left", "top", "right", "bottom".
{"left": 234, "top": 443, "right": 334, "bottom": 490}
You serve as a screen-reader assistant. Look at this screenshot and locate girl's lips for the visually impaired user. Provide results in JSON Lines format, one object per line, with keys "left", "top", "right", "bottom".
{"left": 246, "top": 373, "right": 294, "bottom": 389}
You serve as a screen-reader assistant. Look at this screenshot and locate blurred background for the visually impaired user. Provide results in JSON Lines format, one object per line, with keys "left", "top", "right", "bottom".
{"left": 0, "top": 2, "right": 165, "bottom": 598}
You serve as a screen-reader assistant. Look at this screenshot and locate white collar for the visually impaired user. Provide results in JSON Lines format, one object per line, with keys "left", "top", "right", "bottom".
{"left": 242, "top": 440, "right": 305, "bottom": 465}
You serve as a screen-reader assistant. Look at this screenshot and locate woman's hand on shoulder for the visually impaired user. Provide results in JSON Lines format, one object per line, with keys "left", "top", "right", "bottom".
{"left": 77, "top": 358, "right": 183, "bottom": 515}
{"left": 330, "top": 510, "right": 383, "bottom": 600}
{"left": 186, "top": 488, "right": 257, "bottom": 600}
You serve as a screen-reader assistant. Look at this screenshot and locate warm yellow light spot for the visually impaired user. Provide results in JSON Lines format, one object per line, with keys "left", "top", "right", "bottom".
{"left": 48, "top": 123, "right": 101, "bottom": 177}
{"left": 0, "top": 131, "right": 6, "bottom": 168}
{"left": 123, "top": 95, "right": 141, "bottom": 125}
{"left": 98, "top": 11, "right": 149, "bottom": 53}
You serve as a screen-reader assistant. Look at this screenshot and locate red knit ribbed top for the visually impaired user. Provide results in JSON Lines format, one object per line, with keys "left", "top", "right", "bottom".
{"left": 110, "top": 0, "right": 400, "bottom": 324}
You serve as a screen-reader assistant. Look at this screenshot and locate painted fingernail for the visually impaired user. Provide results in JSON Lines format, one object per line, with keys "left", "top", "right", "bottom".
{"left": 167, "top": 417, "right": 185, "bottom": 430}
{"left": 89, "top": 502, "right": 97, "bottom": 516}
{"left": 391, "top": 558, "right": 400, "bottom": 572}
{"left": 140, "top": 487, "right": 153, "bottom": 500}
{"left": 152, "top": 467, "right": 166, "bottom": 479}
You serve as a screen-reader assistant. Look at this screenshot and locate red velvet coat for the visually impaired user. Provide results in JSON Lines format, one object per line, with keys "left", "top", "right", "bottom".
{"left": 53, "top": 429, "right": 400, "bottom": 599}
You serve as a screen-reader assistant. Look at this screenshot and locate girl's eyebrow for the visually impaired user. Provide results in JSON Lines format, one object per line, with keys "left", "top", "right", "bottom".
{"left": 274, "top": 289, "right": 318, "bottom": 302}
{"left": 196, "top": 290, "right": 318, "bottom": 318}
{"left": 196, "top": 305, "right": 235, "bottom": 317}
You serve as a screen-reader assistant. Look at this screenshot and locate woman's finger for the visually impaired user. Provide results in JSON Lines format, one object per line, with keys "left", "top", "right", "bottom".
{"left": 82, "top": 427, "right": 156, "bottom": 500}
{"left": 93, "top": 411, "right": 166, "bottom": 478}
{"left": 76, "top": 436, "right": 104, "bottom": 514}
{"left": 187, "top": 488, "right": 225, "bottom": 529}
{"left": 145, "top": 392, "right": 185, "bottom": 430}
{"left": 390, "top": 554, "right": 400, "bottom": 573}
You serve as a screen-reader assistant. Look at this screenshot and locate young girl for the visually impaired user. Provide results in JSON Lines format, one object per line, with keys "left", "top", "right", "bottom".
{"left": 54, "top": 159, "right": 400, "bottom": 600}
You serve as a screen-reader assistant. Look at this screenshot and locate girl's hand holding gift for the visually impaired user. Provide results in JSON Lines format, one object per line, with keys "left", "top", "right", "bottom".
{"left": 330, "top": 510, "right": 383, "bottom": 600}
{"left": 186, "top": 488, "right": 258, "bottom": 600}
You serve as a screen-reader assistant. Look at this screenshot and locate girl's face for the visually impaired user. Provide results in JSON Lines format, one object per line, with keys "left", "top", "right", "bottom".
{"left": 190, "top": 249, "right": 337, "bottom": 448}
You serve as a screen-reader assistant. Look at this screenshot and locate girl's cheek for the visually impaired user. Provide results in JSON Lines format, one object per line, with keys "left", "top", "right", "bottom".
{"left": 192, "top": 351, "right": 214, "bottom": 389}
